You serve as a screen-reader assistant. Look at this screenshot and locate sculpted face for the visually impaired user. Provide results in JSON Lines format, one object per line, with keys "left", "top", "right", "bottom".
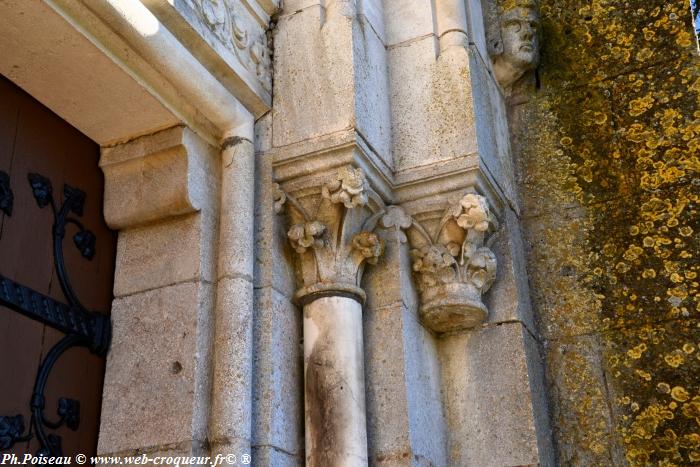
{"left": 491, "top": 3, "right": 540, "bottom": 92}
{"left": 500, "top": 7, "right": 540, "bottom": 71}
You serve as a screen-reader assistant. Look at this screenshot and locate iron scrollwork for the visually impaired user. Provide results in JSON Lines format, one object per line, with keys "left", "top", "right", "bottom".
{"left": 0, "top": 170, "right": 13, "bottom": 216}
{"left": 0, "top": 173, "right": 111, "bottom": 456}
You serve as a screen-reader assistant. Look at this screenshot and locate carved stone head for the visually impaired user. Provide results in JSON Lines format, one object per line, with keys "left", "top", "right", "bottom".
{"left": 487, "top": 0, "right": 540, "bottom": 93}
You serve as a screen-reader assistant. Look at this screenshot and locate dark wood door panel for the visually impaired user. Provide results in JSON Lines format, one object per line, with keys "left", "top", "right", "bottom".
{"left": 0, "top": 74, "right": 116, "bottom": 458}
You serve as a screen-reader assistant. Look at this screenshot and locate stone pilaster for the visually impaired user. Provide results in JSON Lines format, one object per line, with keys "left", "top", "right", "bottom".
{"left": 97, "top": 126, "right": 220, "bottom": 459}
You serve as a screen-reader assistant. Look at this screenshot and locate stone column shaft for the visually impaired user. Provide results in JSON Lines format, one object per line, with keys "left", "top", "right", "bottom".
{"left": 304, "top": 296, "right": 368, "bottom": 466}
{"left": 209, "top": 122, "right": 257, "bottom": 457}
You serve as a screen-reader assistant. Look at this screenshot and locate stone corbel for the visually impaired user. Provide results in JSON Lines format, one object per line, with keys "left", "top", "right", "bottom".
{"left": 381, "top": 193, "right": 498, "bottom": 333}
{"left": 275, "top": 166, "right": 386, "bottom": 304}
{"left": 100, "top": 125, "right": 216, "bottom": 230}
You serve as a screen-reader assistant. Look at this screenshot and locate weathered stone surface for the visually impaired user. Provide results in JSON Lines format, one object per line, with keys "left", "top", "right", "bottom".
{"left": 353, "top": 14, "right": 392, "bottom": 168}
{"left": 252, "top": 286, "right": 303, "bottom": 457}
{"left": 98, "top": 281, "right": 214, "bottom": 454}
{"left": 304, "top": 296, "right": 369, "bottom": 466}
{"left": 364, "top": 303, "right": 412, "bottom": 460}
{"left": 484, "top": 206, "right": 536, "bottom": 330}
{"left": 363, "top": 227, "right": 418, "bottom": 312}
{"left": 545, "top": 335, "right": 618, "bottom": 466}
{"left": 113, "top": 212, "right": 216, "bottom": 297}
{"left": 272, "top": 6, "right": 354, "bottom": 148}
{"left": 251, "top": 446, "right": 303, "bottom": 467}
{"left": 101, "top": 125, "right": 219, "bottom": 230}
{"left": 254, "top": 151, "right": 297, "bottom": 299}
{"left": 364, "top": 236, "right": 447, "bottom": 466}
{"left": 439, "top": 322, "right": 549, "bottom": 466}
{"left": 513, "top": 1, "right": 699, "bottom": 464}
{"left": 209, "top": 276, "right": 255, "bottom": 456}
{"left": 383, "top": 0, "right": 435, "bottom": 47}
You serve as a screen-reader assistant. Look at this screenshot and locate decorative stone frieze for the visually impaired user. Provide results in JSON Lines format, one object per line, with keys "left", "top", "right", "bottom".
{"left": 183, "top": 0, "right": 272, "bottom": 91}
{"left": 485, "top": 0, "right": 541, "bottom": 94}
{"left": 382, "top": 194, "right": 498, "bottom": 333}
{"left": 275, "top": 166, "right": 386, "bottom": 304}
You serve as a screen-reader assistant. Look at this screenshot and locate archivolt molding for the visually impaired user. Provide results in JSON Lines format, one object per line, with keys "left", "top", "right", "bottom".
{"left": 381, "top": 194, "right": 498, "bottom": 333}
{"left": 275, "top": 166, "right": 386, "bottom": 305}
{"left": 183, "top": 0, "right": 273, "bottom": 92}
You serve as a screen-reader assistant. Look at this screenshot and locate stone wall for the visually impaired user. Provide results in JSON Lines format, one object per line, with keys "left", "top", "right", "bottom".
{"left": 511, "top": 1, "right": 699, "bottom": 465}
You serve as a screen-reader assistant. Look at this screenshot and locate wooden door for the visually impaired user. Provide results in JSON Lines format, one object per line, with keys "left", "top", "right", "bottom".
{"left": 0, "top": 74, "right": 117, "bottom": 458}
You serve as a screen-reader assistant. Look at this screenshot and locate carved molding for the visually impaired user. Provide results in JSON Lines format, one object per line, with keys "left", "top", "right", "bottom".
{"left": 275, "top": 167, "right": 386, "bottom": 305}
{"left": 381, "top": 194, "right": 497, "bottom": 333}
{"left": 183, "top": 0, "right": 273, "bottom": 92}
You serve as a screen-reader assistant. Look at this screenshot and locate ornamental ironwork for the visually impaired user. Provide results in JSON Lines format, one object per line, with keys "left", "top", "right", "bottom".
{"left": 0, "top": 173, "right": 111, "bottom": 456}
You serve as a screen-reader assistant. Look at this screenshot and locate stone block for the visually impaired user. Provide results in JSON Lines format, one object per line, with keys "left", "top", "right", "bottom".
{"left": 254, "top": 152, "right": 297, "bottom": 299}
{"left": 388, "top": 36, "right": 437, "bottom": 172}
{"left": 465, "top": 0, "right": 489, "bottom": 64}
{"left": 484, "top": 207, "right": 536, "bottom": 332}
{"left": 521, "top": 207, "right": 603, "bottom": 340}
{"left": 545, "top": 334, "right": 617, "bottom": 466}
{"left": 280, "top": 0, "right": 321, "bottom": 16}
{"left": 383, "top": 0, "right": 435, "bottom": 46}
{"left": 364, "top": 301, "right": 446, "bottom": 466}
{"left": 353, "top": 15, "right": 392, "bottom": 168}
{"left": 98, "top": 281, "right": 214, "bottom": 454}
{"left": 113, "top": 212, "right": 216, "bottom": 297}
{"left": 364, "top": 230, "right": 418, "bottom": 312}
{"left": 252, "top": 286, "right": 303, "bottom": 456}
{"left": 364, "top": 303, "right": 412, "bottom": 458}
{"left": 439, "top": 322, "right": 546, "bottom": 467}
{"left": 600, "top": 319, "right": 700, "bottom": 466}
{"left": 218, "top": 139, "right": 255, "bottom": 280}
{"left": 402, "top": 309, "right": 447, "bottom": 466}
{"left": 272, "top": 5, "right": 355, "bottom": 147}
{"left": 255, "top": 112, "right": 272, "bottom": 154}
{"left": 389, "top": 37, "right": 485, "bottom": 175}
{"left": 358, "top": 0, "right": 385, "bottom": 43}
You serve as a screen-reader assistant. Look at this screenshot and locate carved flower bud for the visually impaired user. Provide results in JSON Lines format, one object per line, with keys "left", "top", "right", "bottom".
{"left": 351, "top": 232, "right": 384, "bottom": 265}
{"left": 288, "top": 221, "right": 326, "bottom": 253}
{"left": 445, "top": 242, "right": 461, "bottom": 258}
{"left": 456, "top": 194, "right": 491, "bottom": 232}
{"left": 322, "top": 167, "right": 369, "bottom": 208}
{"left": 468, "top": 247, "right": 497, "bottom": 292}
{"left": 411, "top": 245, "right": 456, "bottom": 274}
{"left": 273, "top": 183, "right": 286, "bottom": 214}
{"left": 381, "top": 206, "right": 412, "bottom": 230}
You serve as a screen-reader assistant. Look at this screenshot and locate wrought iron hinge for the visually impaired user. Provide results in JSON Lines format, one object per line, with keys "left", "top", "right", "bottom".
{"left": 0, "top": 170, "right": 13, "bottom": 216}
{"left": 0, "top": 172, "right": 111, "bottom": 456}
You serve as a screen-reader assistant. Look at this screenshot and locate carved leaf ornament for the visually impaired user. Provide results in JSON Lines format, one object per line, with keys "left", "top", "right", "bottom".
{"left": 381, "top": 194, "right": 498, "bottom": 332}
{"left": 274, "top": 168, "right": 386, "bottom": 304}
{"left": 186, "top": 0, "right": 272, "bottom": 91}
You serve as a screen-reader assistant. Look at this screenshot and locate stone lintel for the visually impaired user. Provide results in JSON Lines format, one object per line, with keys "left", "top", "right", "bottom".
{"left": 142, "top": 0, "right": 274, "bottom": 115}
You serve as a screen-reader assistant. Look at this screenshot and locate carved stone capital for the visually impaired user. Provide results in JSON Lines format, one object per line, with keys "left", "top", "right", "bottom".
{"left": 275, "top": 167, "right": 386, "bottom": 305}
{"left": 381, "top": 194, "right": 497, "bottom": 333}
